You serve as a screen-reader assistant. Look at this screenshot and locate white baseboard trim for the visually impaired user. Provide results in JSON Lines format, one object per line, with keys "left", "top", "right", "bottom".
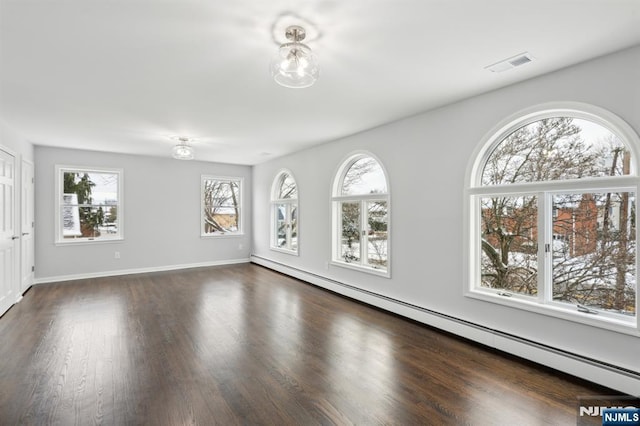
{"left": 251, "top": 255, "right": 640, "bottom": 397}
{"left": 33, "top": 258, "right": 250, "bottom": 285}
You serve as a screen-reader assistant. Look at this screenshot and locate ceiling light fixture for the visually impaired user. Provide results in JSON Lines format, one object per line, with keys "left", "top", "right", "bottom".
{"left": 270, "top": 25, "right": 319, "bottom": 89}
{"left": 172, "top": 137, "right": 195, "bottom": 160}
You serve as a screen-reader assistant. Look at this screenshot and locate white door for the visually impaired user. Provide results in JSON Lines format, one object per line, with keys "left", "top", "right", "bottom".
{"left": 21, "top": 160, "right": 34, "bottom": 291}
{"left": 0, "top": 148, "right": 18, "bottom": 315}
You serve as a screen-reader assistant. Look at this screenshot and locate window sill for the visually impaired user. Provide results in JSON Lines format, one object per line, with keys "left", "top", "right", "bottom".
{"left": 270, "top": 247, "right": 299, "bottom": 256}
{"left": 465, "top": 288, "right": 639, "bottom": 336}
{"left": 56, "top": 237, "right": 123, "bottom": 246}
{"left": 331, "top": 260, "right": 390, "bottom": 278}
{"left": 200, "top": 233, "right": 244, "bottom": 239}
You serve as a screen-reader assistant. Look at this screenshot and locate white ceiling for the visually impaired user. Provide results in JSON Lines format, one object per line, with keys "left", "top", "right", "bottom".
{"left": 2, "top": 1, "right": 640, "bottom": 165}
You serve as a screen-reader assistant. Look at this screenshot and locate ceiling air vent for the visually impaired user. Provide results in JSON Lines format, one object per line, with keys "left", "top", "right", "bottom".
{"left": 485, "top": 52, "right": 534, "bottom": 73}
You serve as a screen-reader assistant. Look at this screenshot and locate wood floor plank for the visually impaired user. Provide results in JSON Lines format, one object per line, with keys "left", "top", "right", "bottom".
{"left": 0, "top": 263, "right": 625, "bottom": 425}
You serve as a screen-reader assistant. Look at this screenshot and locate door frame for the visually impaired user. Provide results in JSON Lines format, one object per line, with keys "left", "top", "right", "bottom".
{"left": 21, "top": 158, "right": 34, "bottom": 291}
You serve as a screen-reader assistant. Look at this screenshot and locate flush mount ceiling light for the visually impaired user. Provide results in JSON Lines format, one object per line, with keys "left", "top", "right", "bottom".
{"left": 270, "top": 25, "right": 319, "bottom": 89}
{"left": 171, "top": 137, "right": 195, "bottom": 160}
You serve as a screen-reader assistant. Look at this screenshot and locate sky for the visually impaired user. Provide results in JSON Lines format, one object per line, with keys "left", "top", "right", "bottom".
{"left": 87, "top": 172, "right": 118, "bottom": 204}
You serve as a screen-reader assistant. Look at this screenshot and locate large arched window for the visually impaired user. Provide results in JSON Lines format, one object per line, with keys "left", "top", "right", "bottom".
{"left": 271, "top": 170, "right": 298, "bottom": 254}
{"left": 467, "top": 103, "right": 639, "bottom": 332}
{"left": 332, "top": 153, "right": 390, "bottom": 276}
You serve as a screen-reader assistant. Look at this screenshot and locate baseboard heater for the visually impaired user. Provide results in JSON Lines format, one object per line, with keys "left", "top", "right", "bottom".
{"left": 250, "top": 255, "right": 640, "bottom": 396}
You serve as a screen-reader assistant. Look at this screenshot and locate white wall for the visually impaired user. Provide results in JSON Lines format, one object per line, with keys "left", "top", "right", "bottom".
{"left": 35, "top": 147, "right": 251, "bottom": 281}
{"left": 251, "top": 46, "right": 640, "bottom": 391}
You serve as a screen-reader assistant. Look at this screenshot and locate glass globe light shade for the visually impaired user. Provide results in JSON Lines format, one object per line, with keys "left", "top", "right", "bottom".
{"left": 172, "top": 143, "right": 194, "bottom": 160}
{"left": 270, "top": 42, "right": 319, "bottom": 89}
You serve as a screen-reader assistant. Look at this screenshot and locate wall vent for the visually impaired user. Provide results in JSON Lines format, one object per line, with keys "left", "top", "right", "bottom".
{"left": 485, "top": 52, "right": 534, "bottom": 73}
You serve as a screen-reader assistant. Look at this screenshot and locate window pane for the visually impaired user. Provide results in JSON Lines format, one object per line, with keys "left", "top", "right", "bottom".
{"left": 291, "top": 204, "right": 298, "bottom": 250}
{"left": 63, "top": 171, "right": 118, "bottom": 205}
{"left": 482, "top": 118, "right": 630, "bottom": 186}
{"left": 62, "top": 206, "right": 110, "bottom": 239}
{"left": 203, "top": 178, "right": 241, "bottom": 234}
{"left": 480, "top": 195, "right": 538, "bottom": 296}
{"left": 341, "top": 202, "right": 361, "bottom": 262}
{"left": 341, "top": 157, "right": 387, "bottom": 196}
{"left": 367, "top": 201, "right": 388, "bottom": 270}
{"left": 205, "top": 210, "right": 239, "bottom": 233}
{"left": 204, "top": 180, "right": 239, "bottom": 207}
{"left": 61, "top": 170, "right": 120, "bottom": 241}
{"left": 276, "top": 204, "right": 287, "bottom": 248}
{"left": 278, "top": 173, "right": 297, "bottom": 199}
{"left": 552, "top": 192, "right": 636, "bottom": 317}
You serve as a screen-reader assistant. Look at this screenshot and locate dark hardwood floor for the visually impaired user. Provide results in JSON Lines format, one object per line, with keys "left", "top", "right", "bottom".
{"left": 0, "top": 263, "right": 619, "bottom": 425}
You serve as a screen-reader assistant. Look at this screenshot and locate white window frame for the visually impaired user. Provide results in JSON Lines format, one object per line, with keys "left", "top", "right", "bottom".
{"left": 270, "top": 169, "right": 299, "bottom": 255}
{"left": 465, "top": 102, "right": 640, "bottom": 335}
{"left": 331, "top": 152, "right": 391, "bottom": 277}
{"left": 55, "top": 165, "right": 123, "bottom": 245}
{"left": 201, "top": 175, "right": 244, "bottom": 237}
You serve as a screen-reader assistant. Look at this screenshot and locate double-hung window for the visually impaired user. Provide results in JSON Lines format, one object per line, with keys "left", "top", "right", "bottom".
{"left": 332, "top": 153, "right": 390, "bottom": 276}
{"left": 55, "top": 166, "right": 122, "bottom": 243}
{"left": 467, "top": 104, "right": 639, "bottom": 332}
{"left": 201, "top": 176, "right": 243, "bottom": 236}
{"left": 271, "top": 170, "right": 298, "bottom": 254}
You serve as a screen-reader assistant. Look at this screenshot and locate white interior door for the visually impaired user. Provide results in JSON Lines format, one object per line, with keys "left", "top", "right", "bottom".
{"left": 21, "top": 159, "right": 34, "bottom": 292}
{"left": 0, "top": 148, "right": 18, "bottom": 315}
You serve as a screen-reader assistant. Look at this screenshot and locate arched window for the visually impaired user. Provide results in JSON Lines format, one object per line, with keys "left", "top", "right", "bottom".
{"left": 332, "top": 153, "right": 390, "bottom": 276}
{"left": 271, "top": 170, "right": 298, "bottom": 254}
{"left": 467, "top": 103, "right": 639, "bottom": 331}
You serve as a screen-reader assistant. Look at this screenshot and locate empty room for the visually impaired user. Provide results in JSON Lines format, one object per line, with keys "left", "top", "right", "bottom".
{"left": 1, "top": 1, "right": 639, "bottom": 424}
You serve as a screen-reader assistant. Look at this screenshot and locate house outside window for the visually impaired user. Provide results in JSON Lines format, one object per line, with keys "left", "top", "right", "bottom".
{"left": 55, "top": 166, "right": 122, "bottom": 244}
{"left": 201, "top": 176, "right": 243, "bottom": 236}
{"left": 332, "top": 153, "right": 390, "bottom": 277}
{"left": 467, "top": 103, "right": 639, "bottom": 333}
{"left": 271, "top": 170, "right": 298, "bottom": 254}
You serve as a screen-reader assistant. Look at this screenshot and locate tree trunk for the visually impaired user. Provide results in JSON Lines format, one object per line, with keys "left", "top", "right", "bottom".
{"left": 600, "top": 149, "right": 619, "bottom": 252}
{"left": 614, "top": 151, "right": 631, "bottom": 310}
